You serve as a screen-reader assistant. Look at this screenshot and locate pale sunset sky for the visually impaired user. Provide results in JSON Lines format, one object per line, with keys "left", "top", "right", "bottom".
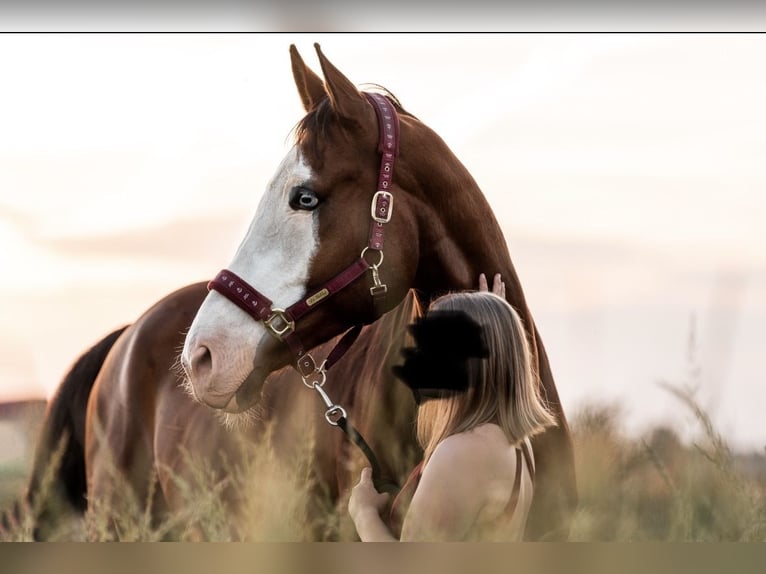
{"left": 0, "top": 34, "right": 764, "bottom": 450}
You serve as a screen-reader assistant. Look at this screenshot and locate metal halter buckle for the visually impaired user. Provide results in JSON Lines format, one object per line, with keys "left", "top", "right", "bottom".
{"left": 264, "top": 308, "right": 295, "bottom": 338}
{"left": 371, "top": 190, "right": 394, "bottom": 224}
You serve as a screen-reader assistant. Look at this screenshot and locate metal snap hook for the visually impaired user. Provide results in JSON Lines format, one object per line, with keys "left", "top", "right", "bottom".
{"left": 312, "top": 380, "right": 347, "bottom": 426}
{"left": 324, "top": 406, "right": 347, "bottom": 426}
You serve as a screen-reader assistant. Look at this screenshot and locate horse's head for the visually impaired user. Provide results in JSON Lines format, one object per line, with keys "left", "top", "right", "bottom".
{"left": 181, "top": 44, "right": 423, "bottom": 413}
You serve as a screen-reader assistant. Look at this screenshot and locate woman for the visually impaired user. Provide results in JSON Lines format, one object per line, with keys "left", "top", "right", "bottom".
{"left": 348, "top": 274, "right": 557, "bottom": 541}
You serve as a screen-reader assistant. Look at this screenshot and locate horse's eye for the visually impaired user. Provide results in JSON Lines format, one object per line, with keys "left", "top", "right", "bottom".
{"left": 289, "top": 186, "right": 321, "bottom": 211}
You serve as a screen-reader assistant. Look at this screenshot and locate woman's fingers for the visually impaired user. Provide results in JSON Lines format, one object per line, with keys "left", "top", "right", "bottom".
{"left": 350, "top": 467, "right": 390, "bottom": 516}
{"left": 479, "top": 273, "right": 505, "bottom": 297}
{"left": 492, "top": 273, "right": 506, "bottom": 297}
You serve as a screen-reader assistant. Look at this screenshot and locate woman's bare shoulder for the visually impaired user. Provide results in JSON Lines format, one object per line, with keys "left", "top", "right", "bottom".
{"left": 428, "top": 424, "right": 511, "bottom": 479}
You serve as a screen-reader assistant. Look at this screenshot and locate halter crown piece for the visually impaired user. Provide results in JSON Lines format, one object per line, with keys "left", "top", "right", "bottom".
{"left": 208, "top": 92, "right": 399, "bottom": 387}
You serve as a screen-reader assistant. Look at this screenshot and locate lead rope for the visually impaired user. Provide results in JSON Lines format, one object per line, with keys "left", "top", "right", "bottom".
{"left": 300, "top": 325, "right": 400, "bottom": 495}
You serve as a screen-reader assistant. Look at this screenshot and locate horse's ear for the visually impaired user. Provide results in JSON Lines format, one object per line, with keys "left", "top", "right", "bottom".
{"left": 290, "top": 44, "right": 325, "bottom": 112}
{"left": 314, "top": 43, "right": 369, "bottom": 121}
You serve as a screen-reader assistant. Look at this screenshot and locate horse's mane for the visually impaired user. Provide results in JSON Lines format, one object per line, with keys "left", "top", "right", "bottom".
{"left": 292, "top": 85, "right": 411, "bottom": 160}
{"left": 366, "top": 288, "right": 423, "bottom": 372}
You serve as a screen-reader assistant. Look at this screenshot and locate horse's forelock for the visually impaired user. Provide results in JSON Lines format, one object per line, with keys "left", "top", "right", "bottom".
{"left": 291, "top": 86, "right": 409, "bottom": 162}
{"left": 291, "top": 97, "right": 334, "bottom": 161}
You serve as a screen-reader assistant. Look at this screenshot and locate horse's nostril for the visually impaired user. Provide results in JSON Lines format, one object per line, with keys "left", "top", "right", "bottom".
{"left": 190, "top": 345, "right": 213, "bottom": 380}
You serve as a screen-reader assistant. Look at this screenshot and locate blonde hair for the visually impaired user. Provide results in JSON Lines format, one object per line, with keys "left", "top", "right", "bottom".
{"left": 416, "top": 292, "right": 556, "bottom": 466}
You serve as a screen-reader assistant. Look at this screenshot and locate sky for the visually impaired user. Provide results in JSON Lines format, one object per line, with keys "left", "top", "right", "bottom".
{"left": 0, "top": 34, "right": 764, "bottom": 451}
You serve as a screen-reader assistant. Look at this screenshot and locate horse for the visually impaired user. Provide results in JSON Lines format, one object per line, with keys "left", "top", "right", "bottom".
{"left": 26, "top": 43, "right": 577, "bottom": 541}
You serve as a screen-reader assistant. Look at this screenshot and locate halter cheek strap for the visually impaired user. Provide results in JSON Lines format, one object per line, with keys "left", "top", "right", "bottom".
{"left": 366, "top": 91, "right": 398, "bottom": 254}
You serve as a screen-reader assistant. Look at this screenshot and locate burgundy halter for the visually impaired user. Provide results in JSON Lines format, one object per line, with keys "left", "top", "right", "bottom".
{"left": 208, "top": 92, "right": 399, "bottom": 388}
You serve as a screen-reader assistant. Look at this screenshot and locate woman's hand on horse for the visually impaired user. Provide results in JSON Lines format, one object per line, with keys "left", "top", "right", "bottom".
{"left": 349, "top": 467, "right": 390, "bottom": 520}
{"left": 478, "top": 273, "right": 505, "bottom": 298}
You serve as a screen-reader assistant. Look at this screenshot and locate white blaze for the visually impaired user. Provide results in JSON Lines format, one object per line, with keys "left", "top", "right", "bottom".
{"left": 182, "top": 147, "right": 318, "bottom": 399}
{"left": 228, "top": 146, "right": 317, "bottom": 305}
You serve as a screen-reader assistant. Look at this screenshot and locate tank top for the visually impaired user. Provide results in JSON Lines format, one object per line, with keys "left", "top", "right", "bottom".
{"left": 387, "top": 439, "right": 535, "bottom": 539}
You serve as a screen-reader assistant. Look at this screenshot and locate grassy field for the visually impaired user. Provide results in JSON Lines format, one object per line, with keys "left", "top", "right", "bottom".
{"left": 568, "top": 388, "right": 766, "bottom": 541}
{"left": 1, "top": 382, "right": 764, "bottom": 542}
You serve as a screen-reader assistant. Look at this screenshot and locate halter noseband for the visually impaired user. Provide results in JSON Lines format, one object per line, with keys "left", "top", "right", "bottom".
{"left": 207, "top": 92, "right": 399, "bottom": 386}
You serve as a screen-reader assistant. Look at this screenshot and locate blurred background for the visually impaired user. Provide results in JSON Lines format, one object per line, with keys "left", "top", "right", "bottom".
{"left": 0, "top": 32, "right": 765, "bottom": 539}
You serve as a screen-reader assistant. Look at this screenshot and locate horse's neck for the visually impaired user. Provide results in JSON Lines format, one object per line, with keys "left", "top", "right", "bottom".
{"left": 411, "top": 148, "right": 526, "bottom": 311}
{"left": 402, "top": 130, "right": 542, "bottom": 370}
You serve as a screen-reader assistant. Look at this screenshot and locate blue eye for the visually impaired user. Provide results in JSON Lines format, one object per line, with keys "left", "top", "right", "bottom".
{"left": 289, "top": 186, "right": 321, "bottom": 211}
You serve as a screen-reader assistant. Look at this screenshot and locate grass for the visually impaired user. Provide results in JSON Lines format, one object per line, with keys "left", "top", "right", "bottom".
{"left": 2, "top": 385, "right": 765, "bottom": 541}
{"left": 565, "top": 326, "right": 766, "bottom": 542}
{"left": 568, "top": 391, "right": 766, "bottom": 541}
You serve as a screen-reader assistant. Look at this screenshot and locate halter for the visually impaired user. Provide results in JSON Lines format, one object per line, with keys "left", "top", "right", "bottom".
{"left": 207, "top": 92, "right": 400, "bottom": 492}
{"left": 209, "top": 92, "right": 397, "bottom": 385}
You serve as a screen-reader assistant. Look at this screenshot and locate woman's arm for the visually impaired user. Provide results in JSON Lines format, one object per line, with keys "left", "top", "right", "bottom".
{"left": 349, "top": 436, "right": 489, "bottom": 542}
{"left": 348, "top": 467, "right": 397, "bottom": 541}
{"left": 349, "top": 508, "right": 397, "bottom": 542}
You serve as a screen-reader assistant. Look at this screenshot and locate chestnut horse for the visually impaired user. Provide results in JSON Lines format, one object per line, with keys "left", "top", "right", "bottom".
{"left": 28, "top": 44, "right": 576, "bottom": 540}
